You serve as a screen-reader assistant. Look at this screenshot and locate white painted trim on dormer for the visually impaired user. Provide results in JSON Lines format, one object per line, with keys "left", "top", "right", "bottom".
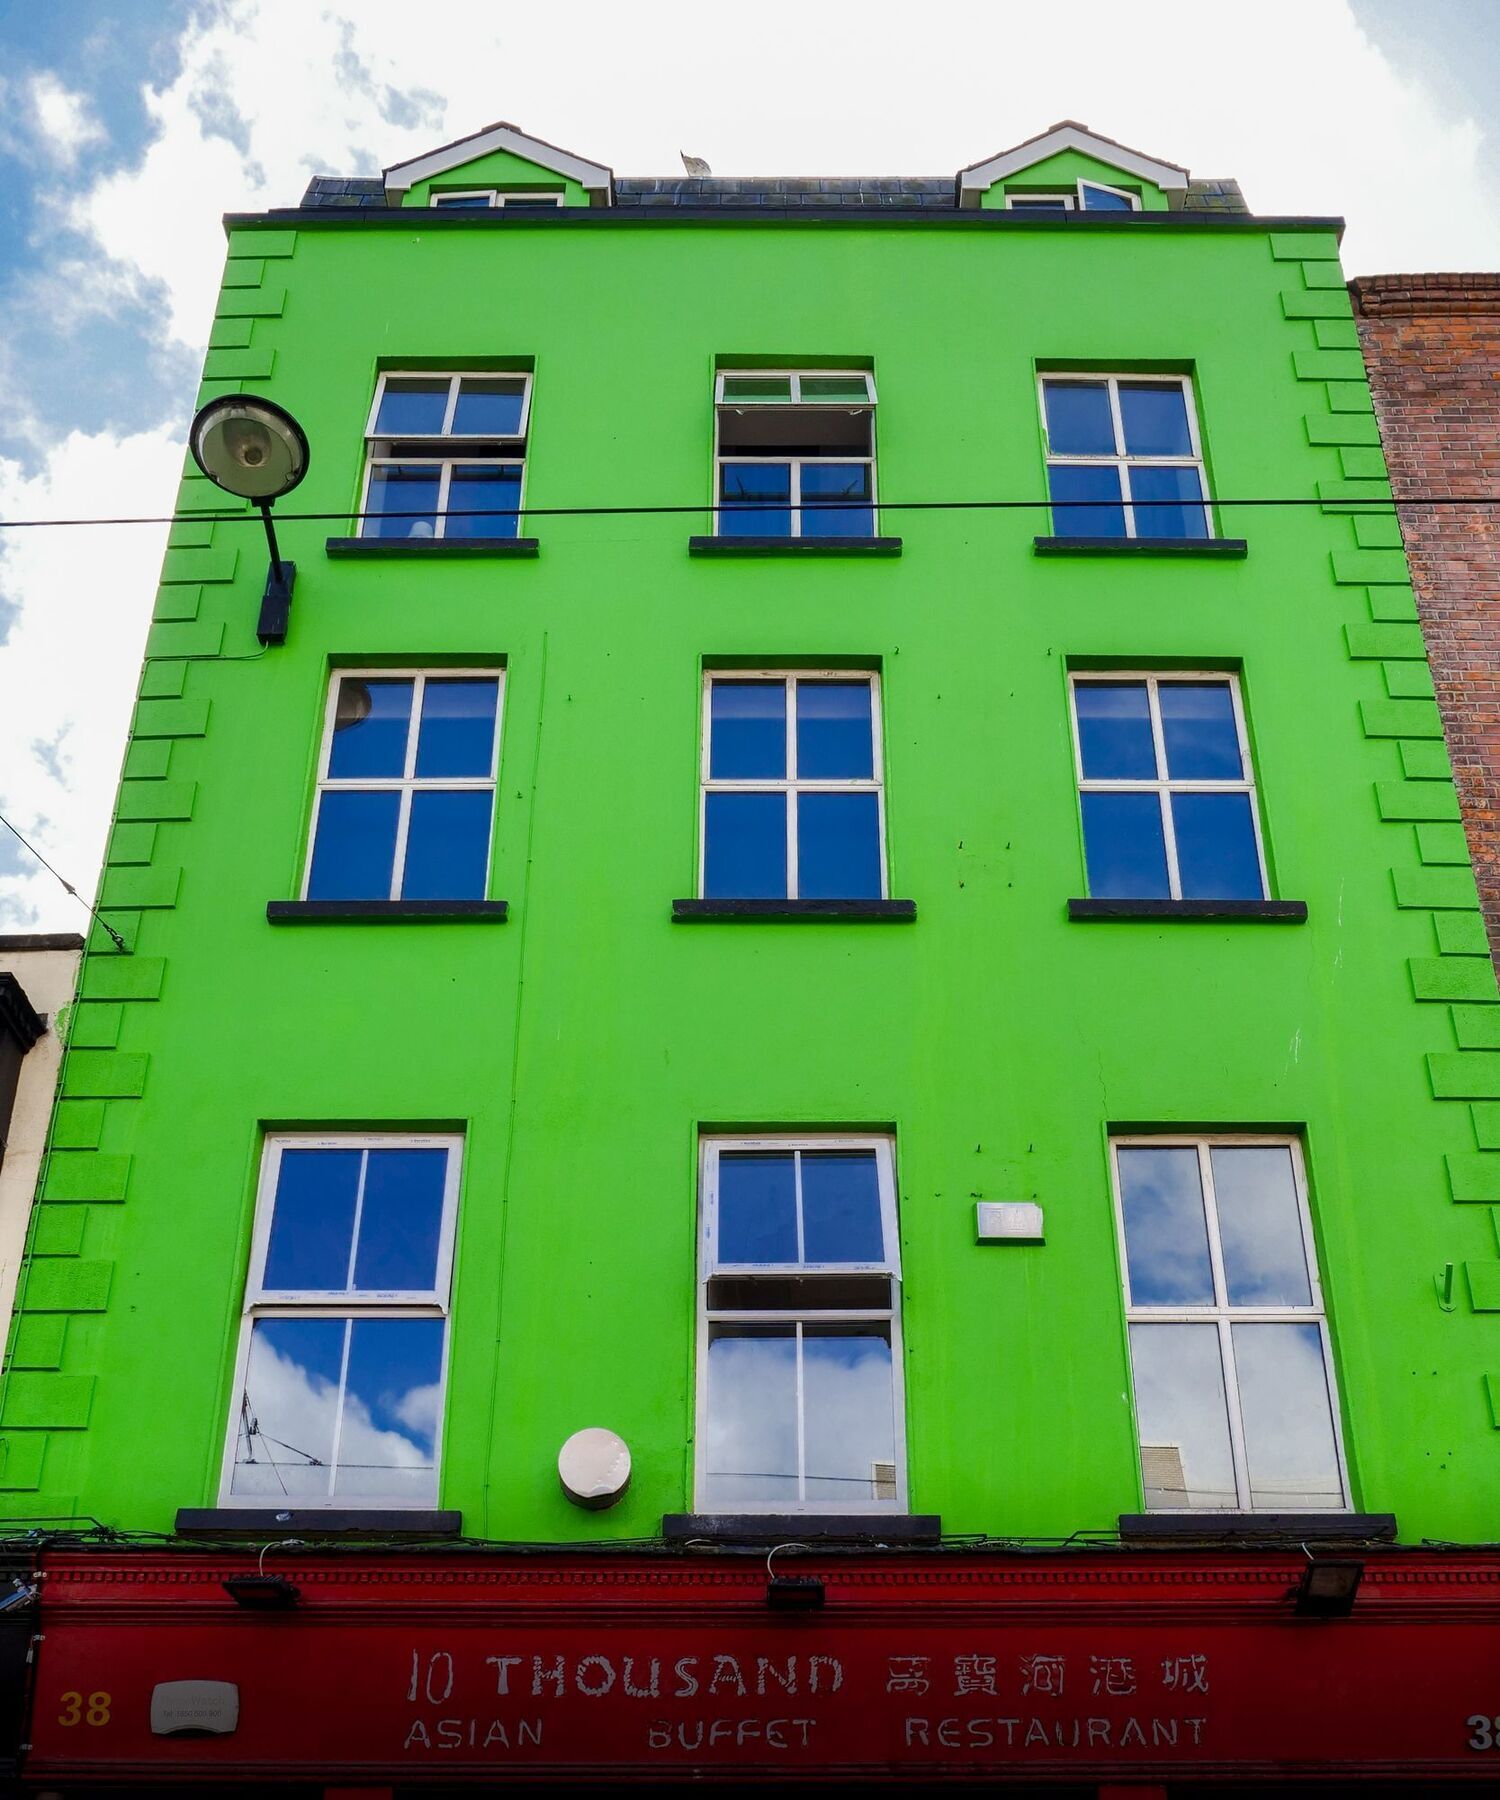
{"left": 957, "top": 122, "right": 1187, "bottom": 208}
{"left": 384, "top": 122, "right": 613, "bottom": 205}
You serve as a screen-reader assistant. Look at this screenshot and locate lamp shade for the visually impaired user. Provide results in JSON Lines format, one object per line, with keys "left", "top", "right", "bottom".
{"left": 189, "top": 396, "right": 309, "bottom": 501}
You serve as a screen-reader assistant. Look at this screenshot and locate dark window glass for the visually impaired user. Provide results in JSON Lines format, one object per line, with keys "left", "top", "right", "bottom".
{"left": 445, "top": 465, "right": 520, "bottom": 539}
{"left": 1049, "top": 463, "right": 1126, "bottom": 537}
{"left": 1043, "top": 381, "right": 1115, "bottom": 455}
{"left": 335, "top": 1318, "right": 445, "bottom": 1499}
{"left": 415, "top": 679, "right": 499, "bottom": 779}
{"left": 1171, "top": 791, "right": 1263, "bottom": 899}
{"left": 718, "top": 1152, "right": 798, "bottom": 1263}
{"left": 1080, "top": 184, "right": 1135, "bottom": 212}
{"left": 798, "top": 791, "right": 881, "bottom": 898}
{"left": 801, "top": 1151, "right": 884, "bottom": 1263}
{"left": 352, "top": 1148, "right": 448, "bottom": 1292}
{"left": 433, "top": 194, "right": 492, "bottom": 209}
{"left": 1075, "top": 682, "right": 1156, "bottom": 780}
{"left": 802, "top": 1328, "right": 896, "bottom": 1503}
{"left": 450, "top": 378, "right": 526, "bottom": 437}
{"left": 1117, "top": 1146, "right": 1215, "bottom": 1305}
{"left": 1129, "top": 463, "right": 1207, "bottom": 539}
{"left": 308, "top": 790, "right": 400, "bottom": 900}
{"left": 263, "top": 1148, "right": 362, "bottom": 1290}
{"left": 1009, "top": 197, "right": 1070, "bottom": 213}
{"left": 797, "top": 681, "right": 873, "bottom": 779}
{"left": 365, "top": 465, "right": 442, "bottom": 539}
{"left": 1211, "top": 1146, "right": 1311, "bottom": 1307}
{"left": 328, "top": 679, "right": 413, "bottom": 779}
{"left": 703, "top": 1328, "right": 798, "bottom": 1504}
{"left": 705, "top": 792, "right": 787, "bottom": 897}
{"left": 1119, "top": 383, "right": 1194, "bottom": 456}
{"left": 237, "top": 1317, "right": 344, "bottom": 1498}
{"left": 711, "top": 682, "right": 786, "bottom": 780}
{"left": 401, "top": 790, "right": 491, "bottom": 899}
{"left": 1081, "top": 791, "right": 1170, "bottom": 898}
{"left": 373, "top": 379, "right": 449, "bottom": 435}
{"left": 720, "top": 461, "right": 792, "bottom": 537}
{"left": 1158, "top": 682, "right": 1243, "bottom": 779}
{"left": 800, "top": 462, "right": 873, "bottom": 537}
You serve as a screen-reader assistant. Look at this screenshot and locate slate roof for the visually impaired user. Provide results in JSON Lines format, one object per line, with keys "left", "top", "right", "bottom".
{"left": 298, "top": 173, "right": 1248, "bottom": 214}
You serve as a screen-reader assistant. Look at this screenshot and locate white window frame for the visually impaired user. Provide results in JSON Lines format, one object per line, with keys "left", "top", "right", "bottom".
{"left": 1068, "top": 670, "right": 1268, "bottom": 902}
{"left": 1005, "top": 181, "right": 1141, "bottom": 212}
{"left": 713, "top": 369, "right": 877, "bottom": 539}
{"left": 220, "top": 1131, "right": 463, "bottom": 1510}
{"left": 1039, "top": 372, "right": 1211, "bottom": 539}
{"left": 429, "top": 190, "right": 565, "bottom": 209}
{"left": 695, "top": 1132, "right": 906, "bottom": 1514}
{"left": 1108, "top": 1134, "right": 1350, "bottom": 1514}
{"left": 698, "top": 669, "right": 888, "bottom": 900}
{"left": 303, "top": 668, "right": 504, "bottom": 902}
{"left": 360, "top": 371, "right": 532, "bottom": 541}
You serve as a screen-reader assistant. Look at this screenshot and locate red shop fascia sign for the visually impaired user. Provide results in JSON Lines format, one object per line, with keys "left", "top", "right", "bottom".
{"left": 18, "top": 1547, "right": 1500, "bottom": 1784}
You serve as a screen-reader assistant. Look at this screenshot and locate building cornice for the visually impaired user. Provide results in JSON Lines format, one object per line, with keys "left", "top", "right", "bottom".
{"left": 1350, "top": 273, "right": 1500, "bottom": 317}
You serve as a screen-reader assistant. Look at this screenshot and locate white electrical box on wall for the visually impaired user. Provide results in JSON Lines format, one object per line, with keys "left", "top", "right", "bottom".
{"left": 976, "top": 1202, "right": 1045, "bottom": 1243}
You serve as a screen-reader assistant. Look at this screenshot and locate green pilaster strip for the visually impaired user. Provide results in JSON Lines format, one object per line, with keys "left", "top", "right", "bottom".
{"left": 1345, "top": 622, "right": 1425, "bottom": 659}
{"left": 1282, "top": 289, "right": 1354, "bottom": 319}
{"left": 1394, "top": 868, "right": 1480, "bottom": 910}
{"left": 1466, "top": 1263, "right": 1500, "bottom": 1310}
{"left": 167, "top": 521, "right": 214, "bottom": 549}
{"left": 139, "top": 662, "right": 188, "bottom": 701}
{"left": 203, "top": 348, "right": 276, "bottom": 381}
{"left": 50, "top": 1103, "right": 104, "bottom": 1149}
{"left": 1385, "top": 662, "right": 1434, "bottom": 699}
{"left": 68, "top": 1004, "right": 122, "bottom": 1049}
{"left": 146, "top": 620, "right": 225, "bottom": 660}
{"left": 208, "top": 317, "right": 254, "bottom": 350}
{"left": 17, "top": 1263, "right": 112, "bottom": 1313}
{"left": 1326, "top": 382, "right": 1375, "bottom": 414}
{"left": 0, "top": 1376, "right": 94, "bottom": 1429}
{"left": 106, "top": 822, "right": 158, "bottom": 865}
{"left": 1334, "top": 549, "right": 1412, "bottom": 584}
{"left": 1417, "top": 824, "right": 1472, "bottom": 865}
{"left": 1353, "top": 515, "right": 1403, "bottom": 549}
{"left": 1294, "top": 348, "right": 1366, "bottom": 380}
{"left": 123, "top": 741, "right": 172, "bottom": 779}
{"left": 1472, "top": 1105, "right": 1500, "bottom": 1150}
{"left": 7, "top": 1319, "right": 66, "bottom": 1372}
{"left": 132, "top": 699, "right": 209, "bottom": 739}
{"left": 1429, "top": 1053, "right": 1500, "bottom": 1099}
{"left": 29, "top": 1209, "right": 87, "bottom": 1257}
{"left": 1436, "top": 913, "right": 1492, "bottom": 957}
{"left": 1409, "top": 959, "right": 1498, "bottom": 1004}
{"left": 221, "top": 259, "right": 265, "bottom": 287}
{"left": 1360, "top": 699, "right": 1442, "bottom": 738}
{"left": 1454, "top": 1009, "right": 1500, "bottom": 1050}
{"left": 1369, "top": 586, "right": 1419, "bottom": 623}
{"left": 41, "top": 1154, "right": 130, "bottom": 1203}
{"left": 1271, "top": 232, "right": 1342, "bottom": 260}
{"left": 99, "top": 867, "right": 181, "bottom": 911}
{"left": 152, "top": 584, "right": 201, "bottom": 623}
{"left": 161, "top": 548, "right": 236, "bottom": 585}
{"left": 61, "top": 1054, "right": 147, "bottom": 1100}
{"left": 79, "top": 959, "right": 164, "bottom": 1001}
{"left": 1400, "top": 742, "right": 1454, "bottom": 781}
{"left": 1308, "top": 415, "right": 1381, "bottom": 448}
{"left": 214, "top": 286, "right": 285, "bottom": 318}
{"left": 1449, "top": 1154, "right": 1500, "bottom": 1202}
{"left": 1341, "top": 446, "right": 1388, "bottom": 478}
{"left": 226, "top": 228, "right": 296, "bottom": 259}
{"left": 1376, "top": 783, "right": 1459, "bottom": 823}
{"left": 116, "top": 781, "right": 196, "bottom": 823}
{"left": 1486, "top": 1375, "right": 1500, "bottom": 1428}
{"left": 0, "top": 1438, "right": 45, "bottom": 1490}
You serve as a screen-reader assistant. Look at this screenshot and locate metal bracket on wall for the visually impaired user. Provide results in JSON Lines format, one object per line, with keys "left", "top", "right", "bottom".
{"left": 1435, "top": 1262, "right": 1456, "bottom": 1312}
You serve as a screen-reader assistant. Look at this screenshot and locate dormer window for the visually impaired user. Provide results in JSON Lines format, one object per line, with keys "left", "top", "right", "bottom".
{"left": 1006, "top": 180, "right": 1140, "bottom": 213}
{"left": 360, "top": 372, "right": 530, "bottom": 541}
{"left": 714, "top": 370, "right": 877, "bottom": 539}
{"left": 430, "top": 191, "right": 564, "bottom": 210}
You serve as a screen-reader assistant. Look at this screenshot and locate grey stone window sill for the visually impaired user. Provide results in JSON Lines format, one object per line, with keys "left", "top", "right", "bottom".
{"left": 673, "top": 898, "right": 915, "bottom": 922}
{"left": 176, "top": 1507, "right": 462, "bottom": 1536}
{"left": 268, "top": 900, "right": 508, "bottom": 922}
{"left": 1034, "top": 535, "right": 1247, "bottom": 557}
{"left": 1068, "top": 898, "right": 1306, "bottom": 922}
{"left": 663, "top": 1513, "right": 941, "bottom": 1545}
{"left": 326, "top": 536, "right": 539, "bottom": 558}
{"left": 689, "top": 535, "right": 902, "bottom": 557}
{"left": 1119, "top": 1511, "right": 1396, "bottom": 1543}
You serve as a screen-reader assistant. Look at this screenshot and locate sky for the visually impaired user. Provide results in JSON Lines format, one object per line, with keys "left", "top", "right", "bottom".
{"left": 0, "top": 0, "right": 1497, "bottom": 930}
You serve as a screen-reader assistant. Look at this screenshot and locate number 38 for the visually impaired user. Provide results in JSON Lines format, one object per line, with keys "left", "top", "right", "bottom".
{"left": 58, "top": 1692, "right": 111, "bottom": 1727}
{"left": 1468, "top": 1715, "right": 1500, "bottom": 1751}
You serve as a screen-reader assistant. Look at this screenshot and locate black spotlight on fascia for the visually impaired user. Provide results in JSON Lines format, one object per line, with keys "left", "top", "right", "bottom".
{"left": 766, "top": 1542, "right": 825, "bottom": 1611}
{"left": 189, "top": 394, "right": 309, "bottom": 646}
{"left": 1293, "top": 1557, "right": 1363, "bottom": 1619}
{"left": 222, "top": 1574, "right": 300, "bottom": 1611}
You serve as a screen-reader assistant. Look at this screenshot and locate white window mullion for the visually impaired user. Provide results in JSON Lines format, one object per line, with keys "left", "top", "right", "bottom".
{"left": 794, "top": 1321, "right": 807, "bottom": 1503}
{"left": 441, "top": 375, "right": 461, "bottom": 436}
{"left": 790, "top": 459, "right": 803, "bottom": 539}
{"left": 793, "top": 1150, "right": 806, "bottom": 1265}
{"left": 1218, "top": 1313, "right": 1254, "bottom": 1509}
{"left": 344, "top": 1149, "right": 370, "bottom": 1291}
{"left": 1144, "top": 683, "right": 1181, "bottom": 897}
{"left": 325, "top": 1317, "right": 356, "bottom": 1502}
{"left": 434, "top": 463, "right": 454, "bottom": 540}
{"left": 785, "top": 677, "right": 799, "bottom": 898}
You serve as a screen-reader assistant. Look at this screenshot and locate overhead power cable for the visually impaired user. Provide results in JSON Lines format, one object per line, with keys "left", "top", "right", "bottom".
{"left": 0, "top": 810, "right": 129, "bottom": 952}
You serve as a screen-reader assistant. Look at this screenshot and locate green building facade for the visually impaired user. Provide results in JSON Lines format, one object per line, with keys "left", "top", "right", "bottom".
{"left": 4, "top": 118, "right": 1497, "bottom": 1552}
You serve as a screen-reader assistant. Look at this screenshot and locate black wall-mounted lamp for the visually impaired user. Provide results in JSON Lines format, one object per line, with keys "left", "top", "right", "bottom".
{"left": 765, "top": 1541, "right": 825, "bottom": 1610}
{"left": 1293, "top": 1557, "right": 1363, "bottom": 1618}
{"left": 222, "top": 1573, "right": 300, "bottom": 1610}
{"left": 188, "top": 395, "right": 309, "bottom": 646}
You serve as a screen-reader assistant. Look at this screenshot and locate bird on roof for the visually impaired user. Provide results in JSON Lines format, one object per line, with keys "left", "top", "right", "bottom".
{"left": 680, "top": 152, "right": 712, "bottom": 177}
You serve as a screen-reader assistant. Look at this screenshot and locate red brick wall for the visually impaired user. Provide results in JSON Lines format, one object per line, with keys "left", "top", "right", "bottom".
{"left": 1352, "top": 275, "right": 1500, "bottom": 958}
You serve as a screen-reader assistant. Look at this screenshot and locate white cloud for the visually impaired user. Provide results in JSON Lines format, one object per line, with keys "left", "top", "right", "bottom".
{"left": 28, "top": 73, "right": 105, "bottom": 166}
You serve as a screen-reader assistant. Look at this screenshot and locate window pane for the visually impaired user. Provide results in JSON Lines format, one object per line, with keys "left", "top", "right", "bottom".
{"left": 799, "top": 462, "right": 873, "bottom": 538}
{"left": 401, "top": 790, "right": 491, "bottom": 900}
{"left": 797, "top": 681, "right": 873, "bottom": 779}
{"left": 1081, "top": 184, "right": 1135, "bottom": 212}
{"left": 803, "top": 1329, "right": 897, "bottom": 1505}
{"left": 451, "top": 378, "right": 526, "bottom": 436}
{"left": 373, "top": 378, "right": 449, "bottom": 436}
{"left": 328, "top": 678, "right": 413, "bottom": 779}
{"left": 710, "top": 681, "right": 786, "bottom": 780}
{"left": 1074, "top": 681, "right": 1156, "bottom": 780}
{"left": 703, "top": 1329, "right": 798, "bottom": 1504}
{"left": 718, "top": 1152, "right": 797, "bottom": 1263}
{"left": 1118, "top": 382, "right": 1193, "bottom": 456}
{"left": 1129, "top": 1323, "right": 1238, "bottom": 1509}
{"left": 1232, "top": 1322, "right": 1343, "bottom": 1509}
{"left": 799, "top": 376, "right": 871, "bottom": 402}
{"left": 1043, "top": 381, "right": 1115, "bottom": 454}
{"left": 415, "top": 678, "right": 499, "bottom": 778}
{"left": 352, "top": 1147, "right": 449, "bottom": 1292}
{"left": 1048, "top": 463, "right": 1126, "bottom": 537}
{"left": 364, "top": 465, "right": 442, "bottom": 539}
{"left": 433, "top": 193, "right": 491, "bottom": 209}
{"left": 231, "top": 1316, "right": 344, "bottom": 1498}
{"left": 1117, "top": 1146, "right": 1214, "bottom": 1305}
{"left": 720, "top": 462, "right": 792, "bottom": 536}
{"left": 1211, "top": 1146, "right": 1311, "bottom": 1307}
{"left": 704, "top": 792, "right": 787, "bottom": 898}
{"left": 445, "top": 464, "right": 520, "bottom": 540}
{"left": 1158, "top": 682, "right": 1243, "bottom": 780}
{"left": 798, "top": 792, "right": 881, "bottom": 899}
{"left": 1171, "top": 792, "right": 1263, "bottom": 899}
{"left": 333, "top": 1318, "right": 444, "bottom": 1501}
{"left": 263, "top": 1148, "right": 362, "bottom": 1290}
{"left": 1009, "top": 197, "right": 1069, "bottom": 213}
{"left": 1129, "top": 464, "right": 1208, "bottom": 539}
{"left": 307, "top": 790, "right": 400, "bottom": 901}
{"left": 720, "top": 376, "right": 793, "bottom": 402}
{"left": 801, "top": 1151, "right": 884, "bottom": 1263}
{"left": 501, "top": 197, "right": 563, "bottom": 210}
{"left": 1081, "top": 791, "right": 1170, "bottom": 898}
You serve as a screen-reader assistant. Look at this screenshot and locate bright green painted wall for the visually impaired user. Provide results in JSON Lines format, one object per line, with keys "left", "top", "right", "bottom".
{"left": 980, "top": 148, "right": 1170, "bottom": 209}
{"left": 406, "top": 149, "right": 585, "bottom": 207}
{"left": 3, "top": 208, "right": 1497, "bottom": 1543}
